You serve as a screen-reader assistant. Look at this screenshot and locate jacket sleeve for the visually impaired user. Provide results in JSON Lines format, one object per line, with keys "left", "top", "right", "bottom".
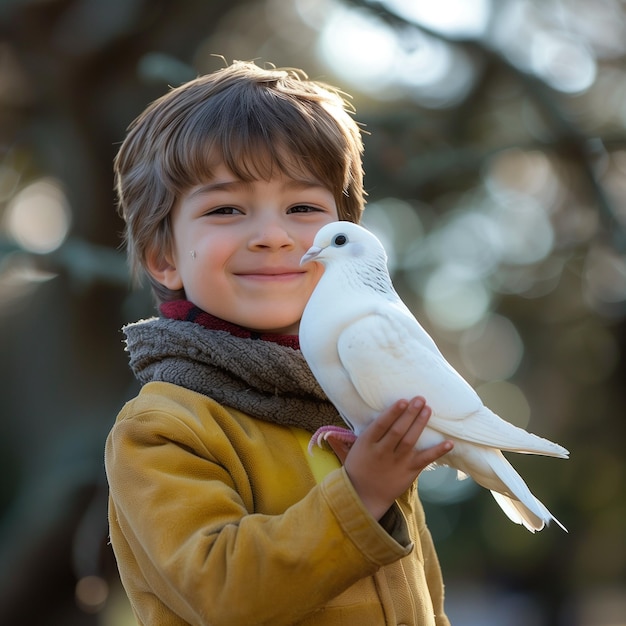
{"left": 105, "top": 404, "right": 413, "bottom": 626}
{"left": 414, "top": 496, "right": 451, "bottom": 626}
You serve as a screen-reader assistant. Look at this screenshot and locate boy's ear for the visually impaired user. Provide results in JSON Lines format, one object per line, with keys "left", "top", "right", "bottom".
{"left": 145, "top": 247, "right": 184, "bottom": 291}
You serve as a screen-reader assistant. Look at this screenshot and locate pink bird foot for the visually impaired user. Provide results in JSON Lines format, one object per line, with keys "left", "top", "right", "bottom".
{"left": 308, "top": 425, "right": 357, "bottom": 455}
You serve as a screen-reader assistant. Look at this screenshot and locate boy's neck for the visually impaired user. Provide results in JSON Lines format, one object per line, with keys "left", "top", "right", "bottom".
{"left": 160, "top": 300, "right": 301, "bottom": 350}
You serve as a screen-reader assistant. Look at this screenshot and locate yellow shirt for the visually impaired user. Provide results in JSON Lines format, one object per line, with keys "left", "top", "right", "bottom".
{"left": 105, "top": 381, "right": 450, "bottom": 626}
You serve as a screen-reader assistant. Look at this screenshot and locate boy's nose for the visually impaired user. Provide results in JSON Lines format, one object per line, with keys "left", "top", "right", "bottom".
{"left": 248, "top": 218, "right": 295, "bottom": 250}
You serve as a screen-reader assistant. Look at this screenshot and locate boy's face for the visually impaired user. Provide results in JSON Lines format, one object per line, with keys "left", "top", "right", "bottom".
{"left": 150, "top": 163, "right": 339, "bottom": 334}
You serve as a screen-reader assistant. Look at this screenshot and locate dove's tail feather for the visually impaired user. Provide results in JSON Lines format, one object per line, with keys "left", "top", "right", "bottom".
{"left": 491, "top": 491, "right": 567, "bottom": 533}
{"left": 500, "top": 431, "right": 569, "bottom": 459}
{"left": 477, "top": 408, "right": 569, "bottom": 459}
{"left": 490, "top": 491, "right": 545, "bottom": 532}
{"left": 476, "top": 449, "right": 567, "bottom": 533}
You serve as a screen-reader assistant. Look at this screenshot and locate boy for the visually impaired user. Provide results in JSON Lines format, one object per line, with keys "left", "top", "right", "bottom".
{"left": 105, "top": 60, "right": 453, "bottom": 625}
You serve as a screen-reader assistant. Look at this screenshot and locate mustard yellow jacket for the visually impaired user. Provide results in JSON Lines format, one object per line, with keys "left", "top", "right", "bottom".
{"left": 106, "top": 381, "right": 450, "bottom": 626}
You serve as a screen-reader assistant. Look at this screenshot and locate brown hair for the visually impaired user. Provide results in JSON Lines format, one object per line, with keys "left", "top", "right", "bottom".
{"left": 115, "top": 60, "right": 366, "bottom": 303}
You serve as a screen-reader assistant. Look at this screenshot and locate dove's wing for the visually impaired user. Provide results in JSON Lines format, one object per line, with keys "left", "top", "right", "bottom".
{"left": 337, "top": 307, "right": 560, "bottom": 453}
{"left": 337, "top": 307, "right": 482, "bottom": 418}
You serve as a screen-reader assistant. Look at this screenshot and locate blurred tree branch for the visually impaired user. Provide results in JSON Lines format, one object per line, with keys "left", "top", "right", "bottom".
{"left": 348, "top": 0, "right": 626, "bottom": 252}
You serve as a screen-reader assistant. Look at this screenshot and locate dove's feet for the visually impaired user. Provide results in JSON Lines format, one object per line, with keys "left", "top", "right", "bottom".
{"left": 308, "top": 425, "right": 357, "bottom": 455}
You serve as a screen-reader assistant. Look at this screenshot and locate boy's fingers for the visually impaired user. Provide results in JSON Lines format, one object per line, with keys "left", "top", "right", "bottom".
{"left": 366, "top": 397, "right": 427, "bottom": 443}
{"left": 395, "top": 403, "right": 432, "bottom": 451}
{"left": 416, "top": 440, "right": 454, "bottom": 468}
{"left": 384, "top": 397, "right": 430, "bottom": 451}
{"left": 363, "top": 399, "right": 408, "bottom": 441}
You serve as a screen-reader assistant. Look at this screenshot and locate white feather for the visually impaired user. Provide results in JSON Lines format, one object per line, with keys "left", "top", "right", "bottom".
{"left": 300, "top": 221, "right": 569, "bottom": 532}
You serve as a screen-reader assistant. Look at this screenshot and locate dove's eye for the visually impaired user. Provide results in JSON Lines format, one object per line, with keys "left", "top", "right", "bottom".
{"left": 333, "top": 234, "right": 348, "bottom": 247}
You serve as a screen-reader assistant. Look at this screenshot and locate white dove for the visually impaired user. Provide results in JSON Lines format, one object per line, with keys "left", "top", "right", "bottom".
{"left": 299, "top": 221, "right": 569, "bottom": 533}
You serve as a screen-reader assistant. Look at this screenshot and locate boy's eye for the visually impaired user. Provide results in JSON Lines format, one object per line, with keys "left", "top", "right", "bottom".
{"left": 288, "top": 204, "right": 322, "bottom": 214}
{"left": 206, "top": 206, "right": 242, "bottom": 216}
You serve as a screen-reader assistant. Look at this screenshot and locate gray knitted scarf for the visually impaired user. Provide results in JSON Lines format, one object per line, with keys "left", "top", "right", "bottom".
{"left": 123, "top": 316, "right": 343, "bottom": 433}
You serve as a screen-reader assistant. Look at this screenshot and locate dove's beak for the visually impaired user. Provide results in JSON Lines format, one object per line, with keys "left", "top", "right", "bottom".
{"left": 300, "top": 246, "right": 323, "bottom": 266}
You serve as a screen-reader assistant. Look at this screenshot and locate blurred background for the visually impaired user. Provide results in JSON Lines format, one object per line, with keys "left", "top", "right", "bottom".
{"left": 0, "top": 0, "right": 625, "bottom": 624}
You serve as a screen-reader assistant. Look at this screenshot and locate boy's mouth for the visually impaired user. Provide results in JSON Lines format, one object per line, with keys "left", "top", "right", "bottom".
{"left": 235, "top": 267, "right": 307, "bottom": 281}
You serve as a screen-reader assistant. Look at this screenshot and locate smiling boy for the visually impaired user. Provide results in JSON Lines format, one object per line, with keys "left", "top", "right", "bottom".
{"left": 105, "top": 60, "right": 452, "bottom": 626}
{"left": 148, "top": 164, "right": 336, "bottom": 335}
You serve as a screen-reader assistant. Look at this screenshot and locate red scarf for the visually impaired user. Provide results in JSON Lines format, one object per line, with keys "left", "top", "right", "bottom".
{"left": 160, "top": 300, "right": 301, "bottom": 351}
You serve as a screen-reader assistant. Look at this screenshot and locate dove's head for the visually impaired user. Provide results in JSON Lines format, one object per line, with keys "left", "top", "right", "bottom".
{"left": 300, "top": 221, "right": 388, "bottom": 269}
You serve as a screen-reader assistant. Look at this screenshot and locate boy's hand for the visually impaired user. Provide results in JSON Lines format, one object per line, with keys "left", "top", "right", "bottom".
{"left": 342, "top": 397, "right": 453, "bottom": 521}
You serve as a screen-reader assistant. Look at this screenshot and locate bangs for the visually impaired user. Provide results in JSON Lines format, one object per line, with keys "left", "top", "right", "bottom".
{"left": 158, "top": 81, "right": 349, "bottom": 197}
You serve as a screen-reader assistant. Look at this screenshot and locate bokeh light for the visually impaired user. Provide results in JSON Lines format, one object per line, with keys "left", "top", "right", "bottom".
{"left": 420, "top": 465, "right": 479, "bottom": 505}
{"left": 530, "top": 32, "right": 596, "bottom": 94}
{"left": 492, "top": 1, "right": 600, "bottom": 95}
{"left": 75, "top": 575, "right": 109, "bottom": 614}
{"left": 383, "top": 0, "right": 491, "bottom": 39}
{"left": 4, "top": 177, "right": 71, "bottom": 254}
{"left": 459, "top": 314, "right": 524, "bottom": 382}
{"left": 317, "top": 5, "right": 401, "bottom": 98}
{"left": 485, "top": 148, "right": 562, "bottom": 208}
{"left": 425, "top": 210, "right": 502, "bottom": 278}
{"left": 316, "top": 0, "right": 478, "bottom": 106}
{"left": 493, "top": 198, "right": 555, "bottom": 266}
{"left": 422, "top": 265, "right": 492, "bottom": 331}
{"left": 361, "top": 197, "right": 425, "bottom": 273}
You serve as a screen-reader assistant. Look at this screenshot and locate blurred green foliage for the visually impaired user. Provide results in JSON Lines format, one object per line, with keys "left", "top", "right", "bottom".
{"left": 1, "top": 1, "right": 625, "bottom": 624}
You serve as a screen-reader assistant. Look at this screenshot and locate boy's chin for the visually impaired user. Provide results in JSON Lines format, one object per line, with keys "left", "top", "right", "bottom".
{"left": 243, "top": 317, "right": 301, "bottom": 336}
{"left": 234, "top": 304, "right": 303, "bottom": 336}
